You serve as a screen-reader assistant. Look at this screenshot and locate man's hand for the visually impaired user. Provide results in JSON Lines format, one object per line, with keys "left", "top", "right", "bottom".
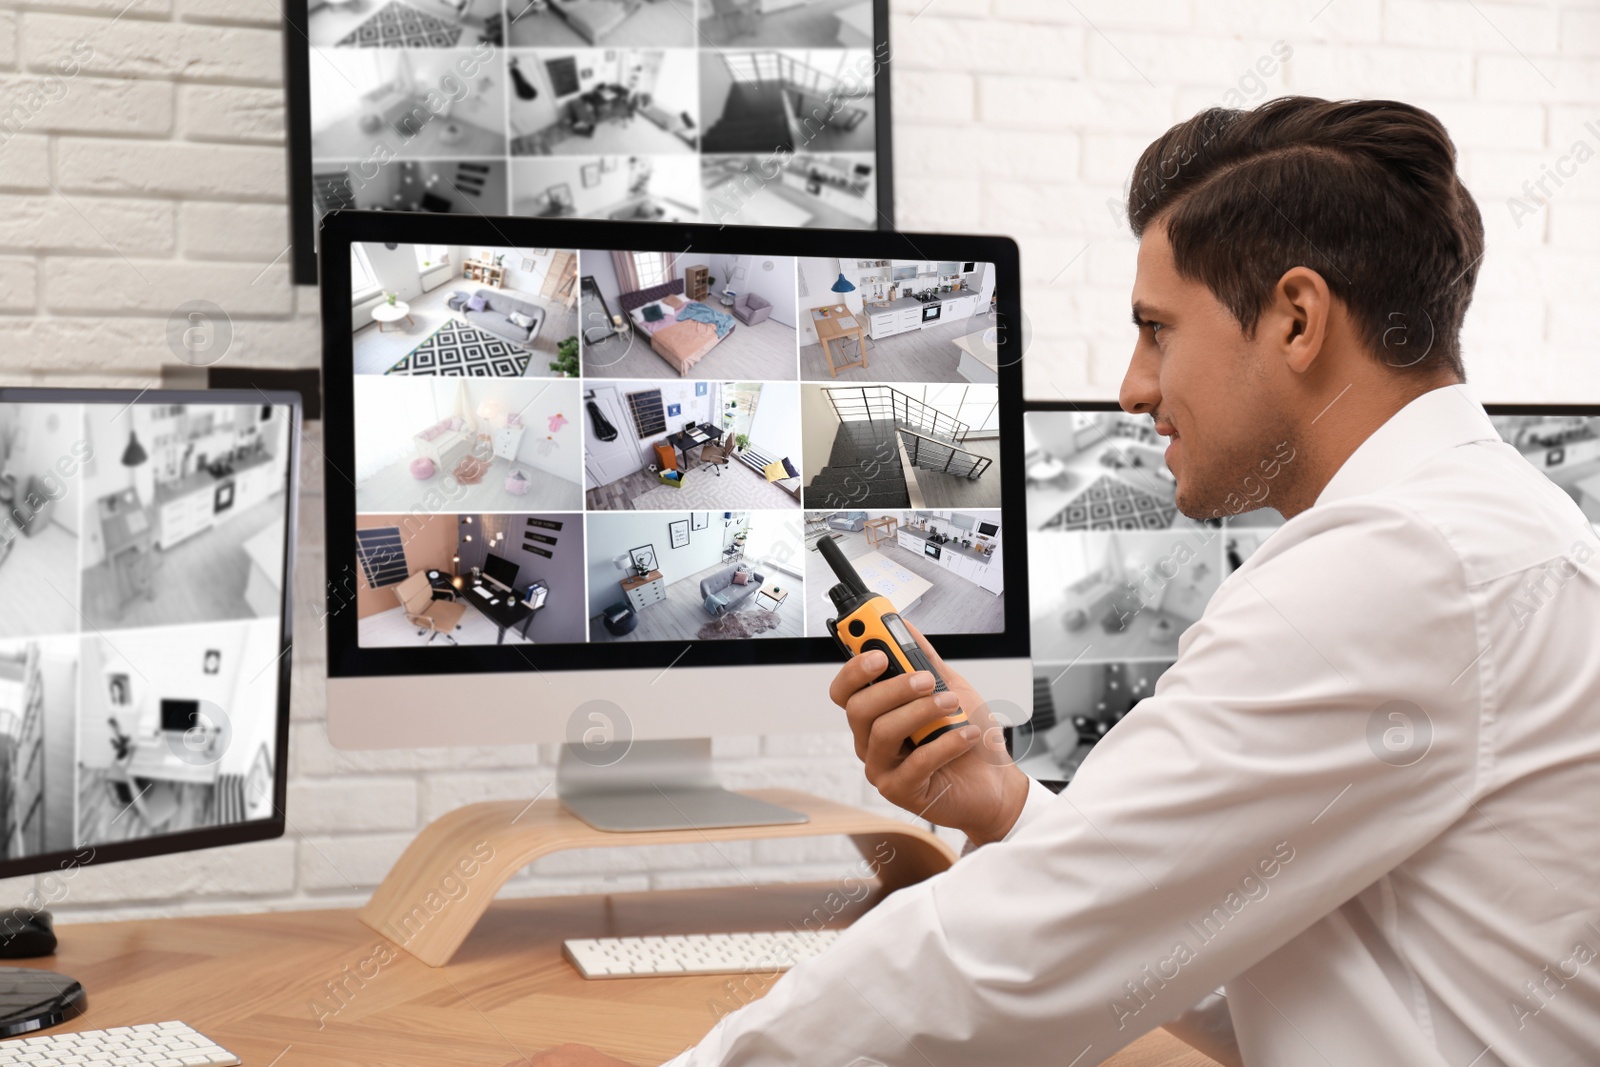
{"left": 501, "top": 1045, "right": 634, "bottom": 1067}
{"left": 829, "top": 619, "right": 1030, "bottom": 846}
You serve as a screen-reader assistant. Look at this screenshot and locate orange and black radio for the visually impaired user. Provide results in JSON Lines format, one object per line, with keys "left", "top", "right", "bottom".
{"left": 818, "top": 536, "right": 969, "bottom": 747}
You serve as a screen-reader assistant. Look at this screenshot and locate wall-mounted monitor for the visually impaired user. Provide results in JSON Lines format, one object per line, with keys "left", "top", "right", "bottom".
{"left": 282, "top": 0, "right": 895, "bottom": 284}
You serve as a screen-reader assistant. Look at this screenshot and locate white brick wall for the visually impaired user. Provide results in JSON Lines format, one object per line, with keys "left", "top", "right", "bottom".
{"left": 0, "top": 0, "right": 1594, "bottom": 922}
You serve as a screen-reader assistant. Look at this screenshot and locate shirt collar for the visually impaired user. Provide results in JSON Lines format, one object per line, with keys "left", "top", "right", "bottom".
{"left": 1313, "top": 383, "right": 1501, "bottom": 509}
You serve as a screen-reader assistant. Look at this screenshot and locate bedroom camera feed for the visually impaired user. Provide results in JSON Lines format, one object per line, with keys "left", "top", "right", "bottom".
{"left": 355, "top": 512, "right": 587, "bottom": 647}
{"left": 353, "top": 376, "right": 584, "bottom": 514}
{"left": 586, "top": 510, "right": 806, "bottom": 642}
{"left": 580, "top": 249, "right": 799, "bottom": 380}
{"left": 307, "top": 0, "right": 505, "bottom": 48}
{"left": 803, "top": 509, "right": 1005, "bottom": 637}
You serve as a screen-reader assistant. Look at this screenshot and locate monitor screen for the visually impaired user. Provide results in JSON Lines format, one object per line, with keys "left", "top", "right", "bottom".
{"left": 1019, "top": 404, "right": 1600, "bottom": 784}
{"left": 482, "top": 550, "right": 520, "bottom": 589}
{"left": 283, "top": 0, "right": 894, "bottom": 284}
{"left": 320, "top": 212, "right": 1025, "bottom": 685}
{"left": 160, "top": 699, "right": 201, "bottom": 735}
{"left": 0, "top": 390, "right": 297, "bottom": 880}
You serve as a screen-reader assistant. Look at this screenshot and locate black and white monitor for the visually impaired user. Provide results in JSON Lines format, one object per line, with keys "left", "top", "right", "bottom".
{"left": 1018, "top": 401, "right": 1600, "bottom": 784}
{"left": 283, "top": 0, "right": 895, "bottom": 284}
{"left": 0, "top": 389, "right": 298, "bottom": 881}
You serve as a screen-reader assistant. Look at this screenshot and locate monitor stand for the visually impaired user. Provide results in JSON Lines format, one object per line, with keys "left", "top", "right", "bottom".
{"left": 557, "top": 739, "right": 809, "bottom": 832}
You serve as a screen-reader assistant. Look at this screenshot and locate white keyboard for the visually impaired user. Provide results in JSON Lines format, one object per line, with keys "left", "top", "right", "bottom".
{"left": 473, "top": 586, "right": 492, "bottom": 598}
{"left": 564, "top": 930, "right": 841, "bottom": 979}
{"left": 0, "top": 1021, "right": 238, "bottom": 1065}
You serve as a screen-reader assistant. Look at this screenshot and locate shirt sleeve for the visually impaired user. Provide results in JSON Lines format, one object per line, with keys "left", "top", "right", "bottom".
{"left": 661, "top": 500, "right": 1485, "bottom": 1066}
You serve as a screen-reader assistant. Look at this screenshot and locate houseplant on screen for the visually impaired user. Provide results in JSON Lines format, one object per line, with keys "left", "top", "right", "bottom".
{"left": 549, "top": 335, "right": 579, "bottom": 378}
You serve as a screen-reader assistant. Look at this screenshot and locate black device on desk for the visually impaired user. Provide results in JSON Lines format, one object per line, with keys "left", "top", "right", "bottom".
{"left": 818, "top": 536, "right": 969, "bottom": 748}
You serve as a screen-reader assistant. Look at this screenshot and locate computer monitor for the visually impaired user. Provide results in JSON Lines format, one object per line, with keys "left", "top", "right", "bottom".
{"left": 481, "top": 550, "right": 520, "bottom": 592}
{"left": 1017, "top": 401, "right": 1600, "bottom": 783}
{"left": 283, "top": 0, "right": 895, "bottom": 284}
{"left": 319, "top": 210, "right": 1027, "bottom": 830}
{"left": 0, "top": 388, "right": 297, "bottom": 1021}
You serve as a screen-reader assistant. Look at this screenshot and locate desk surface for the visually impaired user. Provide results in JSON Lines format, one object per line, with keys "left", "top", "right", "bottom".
{"left": 14, "top": 886, "right": 1222, "bottom": 1067}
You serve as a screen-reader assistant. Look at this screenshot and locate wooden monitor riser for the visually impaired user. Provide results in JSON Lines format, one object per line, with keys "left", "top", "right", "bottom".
{"left": 359, "top": 788, "right": 959, "bottom": 967}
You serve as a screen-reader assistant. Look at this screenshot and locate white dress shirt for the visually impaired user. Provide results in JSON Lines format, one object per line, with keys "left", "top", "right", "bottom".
{"left": 662, "top": 384, "right": 1600, "bottom": 1067}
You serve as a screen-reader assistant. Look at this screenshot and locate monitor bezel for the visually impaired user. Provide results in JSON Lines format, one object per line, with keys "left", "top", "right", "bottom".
{"left": 0, "top": 387, "right": 299, "bottom": 882}
{"left": 319, "top": 210, "right": 1025, "bottom": 681}
{"left": 281, "top": 0, "right": 898, "bottom": 285}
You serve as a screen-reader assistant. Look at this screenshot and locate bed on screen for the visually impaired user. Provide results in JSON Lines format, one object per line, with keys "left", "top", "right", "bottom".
{"left": 619, "top": 278, "right": 737, "bottom": 377}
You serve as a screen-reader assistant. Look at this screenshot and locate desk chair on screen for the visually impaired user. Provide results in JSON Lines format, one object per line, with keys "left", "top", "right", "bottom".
{"left": 396, "top": 572, "right": 467, "bottom": 645}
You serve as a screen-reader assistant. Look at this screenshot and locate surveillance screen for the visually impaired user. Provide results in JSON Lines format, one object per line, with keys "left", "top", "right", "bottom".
{"left": 344, "top": 241, "right": 1009, "bottom": 650}
{"left": 0, "top": 398, "right": 292, "bottom": 865}
{"left": 1019, "top": 408, "right": 1600, "bottom": 784}
{"left": 296, "top": 0, "right": 888, "bottom": 279}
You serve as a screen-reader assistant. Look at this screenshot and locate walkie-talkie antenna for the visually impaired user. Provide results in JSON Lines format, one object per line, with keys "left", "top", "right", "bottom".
{"left": 818, "top": 536, "right": 869, "bottom": 597}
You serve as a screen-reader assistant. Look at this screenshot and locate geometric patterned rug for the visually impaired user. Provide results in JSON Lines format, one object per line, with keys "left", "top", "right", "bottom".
{"left": 385, "top": 319, "right": 531, "bottom": 377}
{"left": 336, "top": 1, "right": 463, "bottom": 47}
{"left": 1040, "top": 473, "right": 1177, "bottom": 531}
{"left": 629, "top": 464, "right": 800, "bottom": 511}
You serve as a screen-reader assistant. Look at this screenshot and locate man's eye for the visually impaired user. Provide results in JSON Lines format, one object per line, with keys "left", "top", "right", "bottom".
{"left": 1148, "top": 322, "right": 1165, "bottom": 337}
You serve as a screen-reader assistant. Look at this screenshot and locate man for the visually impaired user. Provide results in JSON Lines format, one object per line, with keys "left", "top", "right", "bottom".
{"left": 512, "top": 97, "right": 1600, "bottom": 1066}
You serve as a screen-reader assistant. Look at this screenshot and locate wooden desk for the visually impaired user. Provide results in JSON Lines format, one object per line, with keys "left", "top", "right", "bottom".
{"left": 811, "top": 305, "right": 866, "bottom": 377}
{"left": 14, "top": 887, "right": 1221, "bottom": 1067}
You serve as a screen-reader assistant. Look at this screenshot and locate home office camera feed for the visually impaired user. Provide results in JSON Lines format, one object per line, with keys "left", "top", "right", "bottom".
{"left": 1016, "top": 408, "right": 1600, "bottom": 787}
{"left": 0, "top": 398, "right": 291, "bottom": 861}
{"left": 348, "top": 242, "right": 1008, "bottom": 649}
{"left": 300, "top": 1, "right": 885, "bottom": 255}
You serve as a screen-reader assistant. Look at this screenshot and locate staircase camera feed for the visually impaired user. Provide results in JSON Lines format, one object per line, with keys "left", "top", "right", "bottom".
{"left": 0, "top": 400, "right": 290, "bottom": 859}
{"left": 302, "top": 4, "right": 882, "bottom": 239}
{"left": 1017, "top": 408, "right": 1600, "bottom": 787}
{"left": 350, "top": 241, "right": 1010, "bottom": 649}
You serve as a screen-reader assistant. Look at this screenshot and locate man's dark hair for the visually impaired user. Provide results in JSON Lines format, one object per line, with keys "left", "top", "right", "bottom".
{"left": 1127, "top": 96, "right": 1483, "bottom": 379}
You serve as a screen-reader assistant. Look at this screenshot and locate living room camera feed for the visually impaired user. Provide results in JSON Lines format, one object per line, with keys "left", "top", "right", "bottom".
{"left": 354, "top": 376, "right": 584, "bottom": 513}
{"left": 800, "top": 383, "right": 1001, "bottom": 511}
{"left": 797, "top": 259, "right": 998, "bottom": 384}
{"left": 586, "top": 510, "right": 805, "bottom": 642}
{"left": 351, "top": 244, "right": 579, "bottom": 378}
{"left": 306, "top": 0, "right": 505, "bottom": 48}
{"left": 803, "top": 509, "right": 1005, "bottom": 637}
{"left": 355, "top": 512, "right": 587, "bottom": 647}
{"left": 583, "top": 380, "right": 803, "bottom": 511}
{"left": 1490, "top": 414, "right": 1600, "bottom": 534}
{"left": 580, "top": 250, "right": 800, "bottom": 380}
{"left": 701, "top": 154, "right": 878, "bottom": 229}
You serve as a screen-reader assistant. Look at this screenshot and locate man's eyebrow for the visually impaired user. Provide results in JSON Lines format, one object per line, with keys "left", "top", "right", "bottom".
{"left": 1131, "top": 302, "right": 1169, "bottom": 327}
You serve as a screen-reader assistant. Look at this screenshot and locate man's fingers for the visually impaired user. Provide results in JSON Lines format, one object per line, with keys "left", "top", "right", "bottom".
{"left": 845, "top": 671, "right": 940, "bottom": 755}
{"left": 872, "top": 725, "right": 975, "bottom": 807}
{"left": 828, "top": 649, "right": 890, "bottom": 707}
{"left": 862, "top": 693, "right": 969, "bottom": 783}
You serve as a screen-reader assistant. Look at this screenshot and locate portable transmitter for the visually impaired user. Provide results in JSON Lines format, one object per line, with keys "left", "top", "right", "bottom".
{"left": 818, "top": 536, "right": 970, "bottom": 747}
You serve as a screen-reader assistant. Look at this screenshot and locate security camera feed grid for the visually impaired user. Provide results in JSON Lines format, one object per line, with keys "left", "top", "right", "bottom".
{"left": 1021, "top": 409, "right": 1600, "bottom": 784}
{"left": 303, "top": 5, "right": 885, "bottom": 234}
{"left": 0, "top": 399, "right": 290, "bottom": 859}
{"left": 350, "top": 241, "right": 1011, "bottom": 648}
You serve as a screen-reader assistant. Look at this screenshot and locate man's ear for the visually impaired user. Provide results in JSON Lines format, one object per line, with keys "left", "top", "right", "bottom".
{"left": 1270, "top": 266, "right": 1333, "bottom": 375}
